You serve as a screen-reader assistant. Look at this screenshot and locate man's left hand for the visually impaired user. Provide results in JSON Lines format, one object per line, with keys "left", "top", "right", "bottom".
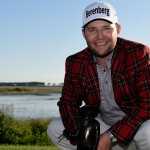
{"left": 97, "top": 132, "right": 112, "bottom": 150}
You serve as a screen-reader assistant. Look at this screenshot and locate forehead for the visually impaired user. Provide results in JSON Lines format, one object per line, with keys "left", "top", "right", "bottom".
{"left": 85, "top": 19, "right": 113, "bottom": 28}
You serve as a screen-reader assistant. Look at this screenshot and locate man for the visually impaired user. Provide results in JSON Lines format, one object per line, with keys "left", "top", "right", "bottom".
{"left": 47, "top": 2, "right": 150, "bottom": 150}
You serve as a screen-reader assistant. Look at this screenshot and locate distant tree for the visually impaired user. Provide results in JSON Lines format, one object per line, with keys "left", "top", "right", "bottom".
{"left": 0, "top": 82, "right": 45, "bottom": 87}
{"left": 58, "top": 83, "right": 64, "bottom": 86}
{"left": 52, "top": 83, "right": 56, "bottom": 86}
{"left": 47, "top": 83, "right": 51, "bottom": 86}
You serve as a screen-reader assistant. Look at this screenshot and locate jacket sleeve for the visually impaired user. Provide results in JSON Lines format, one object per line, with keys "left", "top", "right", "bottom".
{"left": 57, "top": 56, "right": 83, "bottom": 135}
{"left": 110, "top": 45, "right": 150, "bottom": 144}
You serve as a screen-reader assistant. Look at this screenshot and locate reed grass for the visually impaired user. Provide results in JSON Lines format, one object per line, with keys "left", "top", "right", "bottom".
{"left": 0, "top": 86, "right": 62, "bottom": 95}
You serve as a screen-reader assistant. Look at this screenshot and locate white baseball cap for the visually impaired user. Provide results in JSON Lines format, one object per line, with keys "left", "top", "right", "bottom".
{"left": 82, "top": 2, "right": 118, "bottom": 27}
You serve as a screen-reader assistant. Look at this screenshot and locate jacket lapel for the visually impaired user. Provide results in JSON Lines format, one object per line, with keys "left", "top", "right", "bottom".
{"left": 111, "top": 41, "right": 125, "bottom": 86}
{"left": 82, "top": 49, "right": 101, "bottom": 104}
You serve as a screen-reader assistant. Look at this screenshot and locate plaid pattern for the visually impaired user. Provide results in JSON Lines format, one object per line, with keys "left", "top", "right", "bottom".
{"left": 57, "top": 37, "right": 150, "bottom": 144}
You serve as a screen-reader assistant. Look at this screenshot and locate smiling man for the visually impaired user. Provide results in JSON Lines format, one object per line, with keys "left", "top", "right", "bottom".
{"left": 47, "top": 2, "right": 150, "bottom": 150}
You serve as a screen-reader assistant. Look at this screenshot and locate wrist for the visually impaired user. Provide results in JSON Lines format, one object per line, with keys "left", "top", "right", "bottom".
{"left": 106, "top": 130, "right": 117, "bottom": 144}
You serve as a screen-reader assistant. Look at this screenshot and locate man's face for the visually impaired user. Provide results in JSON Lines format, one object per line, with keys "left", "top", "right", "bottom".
{"left": 82, "top": 20, "right": 121, "bottom": 58}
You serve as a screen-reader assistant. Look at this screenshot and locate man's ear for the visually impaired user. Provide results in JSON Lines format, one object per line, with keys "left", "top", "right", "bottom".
{"left": 82, "top": 28, "right": 86, "bottom": 38}
{"left": 116, "top": 24, "right": 121, "bottom": 36}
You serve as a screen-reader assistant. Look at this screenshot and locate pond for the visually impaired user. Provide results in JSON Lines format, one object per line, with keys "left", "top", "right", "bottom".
{"left": 0, "top": 93, "right": 61, "bottom": 119}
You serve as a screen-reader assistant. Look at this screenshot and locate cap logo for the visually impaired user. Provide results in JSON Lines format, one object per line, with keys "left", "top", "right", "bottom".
{"left": 86, "top": 6, "right": 110, "bottom": 18}
{"left": 82, "top": 2, "right": 118, "bottom": 27}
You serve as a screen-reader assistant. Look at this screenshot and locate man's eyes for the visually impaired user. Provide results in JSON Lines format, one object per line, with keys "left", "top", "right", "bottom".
{"left": 103, "top": 27, "right": 112, "bottom": 30}
{"left": 88, "top": 28, "right": 96, "bottom": 32}
{"left": 88, "top": 27, "right": 112, "bottom": 32}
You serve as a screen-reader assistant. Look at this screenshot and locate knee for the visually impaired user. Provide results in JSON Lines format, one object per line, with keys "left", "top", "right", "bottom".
{"left": 143, "top": 126, "right": 150, "bottom": 143}
{"left": 134, "top": 120, "right": 150, "bottom": 149}
{"left": 141, "top": 125, "right": 150, "bottom": 136}
{"left": 47, "top": 117, "right": 64, "bottom": 144}
{"left": 135, "top": 121, "right": 150, "bottom": 141}
{"left": 47, "top": 119, "right": 56, "bottom": 140}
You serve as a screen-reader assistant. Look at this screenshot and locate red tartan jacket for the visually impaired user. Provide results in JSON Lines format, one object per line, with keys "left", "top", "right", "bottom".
{"left": 57, "top": 37, "right": 150, "bottom": 144}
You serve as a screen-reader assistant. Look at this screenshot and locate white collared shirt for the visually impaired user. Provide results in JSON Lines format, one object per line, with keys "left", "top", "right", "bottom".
{"left": 94, "top": 56, "right": 125, "bottom": 126}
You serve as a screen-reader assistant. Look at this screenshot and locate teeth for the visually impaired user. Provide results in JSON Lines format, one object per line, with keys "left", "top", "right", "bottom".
{"left": 96, "top": 42, "right": 106, "bottom": 45}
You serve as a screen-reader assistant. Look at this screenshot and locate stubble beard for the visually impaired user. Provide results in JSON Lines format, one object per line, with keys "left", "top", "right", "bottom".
{"left": 88, "top": 45, "right": 114, "bottom": 58}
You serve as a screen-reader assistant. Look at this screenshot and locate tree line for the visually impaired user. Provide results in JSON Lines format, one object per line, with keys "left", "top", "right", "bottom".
{"left": 0, "top": 82, "right": 45, "bottom": 86}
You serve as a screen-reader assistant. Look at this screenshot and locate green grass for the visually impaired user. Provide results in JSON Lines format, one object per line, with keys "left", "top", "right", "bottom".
{"left": 0, "top": 145, "right": 60, "bottom": 150}
{"left": 0, "top": 86, "right": 62, "bottom": 95}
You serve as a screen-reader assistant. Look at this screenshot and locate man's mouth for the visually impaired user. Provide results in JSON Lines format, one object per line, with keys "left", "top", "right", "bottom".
{"left": 96, "top": 42, "right": 107, "bottom": 46}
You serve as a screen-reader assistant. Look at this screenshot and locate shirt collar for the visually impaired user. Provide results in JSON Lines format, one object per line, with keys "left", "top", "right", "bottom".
{"left": 93, "top": 54, "right": 113, "bottom": 70}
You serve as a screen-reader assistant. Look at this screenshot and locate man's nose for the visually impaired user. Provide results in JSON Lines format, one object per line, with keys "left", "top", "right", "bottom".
{"left": 97, "top": 29, "right": 104, "bottom": 39}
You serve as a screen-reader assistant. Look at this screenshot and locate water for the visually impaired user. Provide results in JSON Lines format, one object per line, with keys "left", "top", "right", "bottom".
{"left": 0, "top": 93, "right": 61, "bottom": 119}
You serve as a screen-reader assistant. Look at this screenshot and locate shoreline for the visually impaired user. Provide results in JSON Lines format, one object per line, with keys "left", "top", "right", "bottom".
{"left": 0, "top": 86, "right": 62, "bottom": 95}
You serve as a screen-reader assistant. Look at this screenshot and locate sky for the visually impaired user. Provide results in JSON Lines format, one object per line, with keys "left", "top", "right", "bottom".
{"left": 0, "top": 0, "right": 150, "bottom": 85}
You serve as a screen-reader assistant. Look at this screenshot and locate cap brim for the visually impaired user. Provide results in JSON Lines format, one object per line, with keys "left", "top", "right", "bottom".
{"left": 82, "top": 18, "right": 114, "bottom": 28}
